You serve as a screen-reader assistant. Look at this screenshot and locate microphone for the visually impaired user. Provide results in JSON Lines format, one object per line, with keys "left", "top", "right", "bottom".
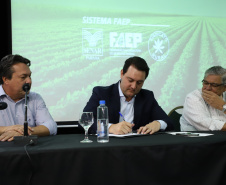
{"left": 14, "top": 83, "right": 38, "bottom": 146}
{"left": 0, "top": 102, "right": 7, "bottom": 110}
{"left": 22, "top": 83, "right": 31, "bottom": 92}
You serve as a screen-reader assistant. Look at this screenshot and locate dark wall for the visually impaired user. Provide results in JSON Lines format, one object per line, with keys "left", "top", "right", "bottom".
{"left": 0, "top": 1, "right": 82, "bottom": 134}
{"left": 0, "top": 0, "right": 12, "bottom": 59}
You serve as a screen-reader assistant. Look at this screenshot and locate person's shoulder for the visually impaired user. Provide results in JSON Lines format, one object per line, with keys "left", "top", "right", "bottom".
{"left": 28, "top": 91, "right": 43, "bottom": 101}
{"left": 186, "top": 89, "right": 202, "bottom": 102}
{"left": 139, "top": 88, "right": 154, "bottom": 96}
{"left": 93, "top": 83, "right": 117, "bottom": 93}
{"left": 137, "top": 89, "right": 155, "bottom": 100}
{"left": 187, "top": 89, "right": 201, "bottom": 97}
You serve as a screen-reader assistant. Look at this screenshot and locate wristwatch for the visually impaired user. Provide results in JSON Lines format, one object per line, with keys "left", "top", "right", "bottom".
{"left": 222, "top": 104, "right": 226, "bottom": 113}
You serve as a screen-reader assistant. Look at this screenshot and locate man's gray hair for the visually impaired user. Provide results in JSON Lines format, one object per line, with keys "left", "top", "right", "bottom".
{"left": 204, "top": 66, "right": 226, "bottom": 85}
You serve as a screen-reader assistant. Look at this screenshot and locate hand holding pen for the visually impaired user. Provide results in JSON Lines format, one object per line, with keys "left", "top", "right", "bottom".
{"left": 119, "top": 112, "right": 134, "bottom": 133}
{"left": 108, "top": 112, "right": 134, "bottom": 135}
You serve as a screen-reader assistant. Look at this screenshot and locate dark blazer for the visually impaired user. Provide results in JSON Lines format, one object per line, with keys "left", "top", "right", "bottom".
{"left": 83, "top": 82, "right": 174, "bottom": 133}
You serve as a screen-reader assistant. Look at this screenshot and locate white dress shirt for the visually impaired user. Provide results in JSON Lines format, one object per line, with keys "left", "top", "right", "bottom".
{"left": 180, "top": 89, "right": 226, "bottom": 131}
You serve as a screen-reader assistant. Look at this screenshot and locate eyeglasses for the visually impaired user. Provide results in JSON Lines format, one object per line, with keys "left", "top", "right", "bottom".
{"left": 202, "top": 80, "right": 224, "bottom": 88}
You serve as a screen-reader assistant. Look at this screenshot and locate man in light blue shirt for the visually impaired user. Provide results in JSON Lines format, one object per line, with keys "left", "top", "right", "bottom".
{"left": 0, "top": 54, "right": 57, "bottom": 141}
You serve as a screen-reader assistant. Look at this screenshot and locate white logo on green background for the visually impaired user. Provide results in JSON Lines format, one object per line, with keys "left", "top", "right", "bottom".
{"left": 82, "top": 28, "right": 103, "bottom": 56}
{"left": 148, "top": 31, "right": 169, "bottom": 61}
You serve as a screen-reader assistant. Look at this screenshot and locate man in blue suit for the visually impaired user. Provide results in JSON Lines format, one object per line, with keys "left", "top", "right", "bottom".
{"left": 83, "top": 56, "right": 173, "bottom": 134}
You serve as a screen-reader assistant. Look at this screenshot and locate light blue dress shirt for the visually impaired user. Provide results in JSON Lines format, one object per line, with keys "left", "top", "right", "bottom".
{"left": 118, "top": 83, "right": 135, "bottom": 123}
{"left": 0, "top": 85, "right": 57, "bottom": 135}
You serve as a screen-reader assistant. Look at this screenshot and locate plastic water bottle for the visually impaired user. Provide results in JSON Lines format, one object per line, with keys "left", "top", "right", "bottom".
{"left": 97, "top": 100, "right": 109, "bottom": 143}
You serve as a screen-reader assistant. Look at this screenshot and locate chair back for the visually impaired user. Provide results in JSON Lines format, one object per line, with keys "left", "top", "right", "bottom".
{"left": 168, "top": 106, "right": 183, "bottom": 131}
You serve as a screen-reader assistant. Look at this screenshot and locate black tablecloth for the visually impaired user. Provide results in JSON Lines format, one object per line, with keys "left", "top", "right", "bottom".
{"left": 0, "top": 132, "right": 226, "bottom": 185}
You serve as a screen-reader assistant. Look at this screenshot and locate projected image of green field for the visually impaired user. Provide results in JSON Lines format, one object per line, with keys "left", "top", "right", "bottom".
{"left": 12, "top": 1, "right": 226, "bottom": 121}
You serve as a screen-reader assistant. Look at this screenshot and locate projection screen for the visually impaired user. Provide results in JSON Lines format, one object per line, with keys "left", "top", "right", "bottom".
{"left": 11, "top": 0, "right": 226, "bottom": 121}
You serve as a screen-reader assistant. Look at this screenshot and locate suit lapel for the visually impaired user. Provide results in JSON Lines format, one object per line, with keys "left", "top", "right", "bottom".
{"left": 133, "top": 92, "right": 143, "bottom": 125}
{"left": 109, "top": 82, "right": 120, "bottom": 123}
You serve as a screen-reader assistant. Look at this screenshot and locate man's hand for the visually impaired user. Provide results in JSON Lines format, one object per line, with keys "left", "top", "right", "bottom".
{"left": 0, "top": 125, "right": 34, "bottom": 142}
{"left": 0, "top": 130, "right": 22, "bottom": 141}
{"left": 109, "top": 121, "right": 134, "bottom": 135}
{"left": 202, "top": 90, "right": 225, "bottom": 110}
{"left": 2, "top": 125, "right": 34, "bottom": 135}
{"left": 137, "top": 121, "right": 161, "bottom": 134}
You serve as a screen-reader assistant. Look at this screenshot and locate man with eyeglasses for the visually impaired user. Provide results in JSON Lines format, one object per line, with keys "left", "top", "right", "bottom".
{"left": 180, "top": 66, "right": 226, "bottom": 131}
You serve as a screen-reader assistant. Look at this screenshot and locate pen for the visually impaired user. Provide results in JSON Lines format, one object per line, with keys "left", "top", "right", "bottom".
{"left": 119, "top": 112, "right": 125, "bottom": 121}
{"left": 176, "top": 133, "right": 199, "bottom": 136}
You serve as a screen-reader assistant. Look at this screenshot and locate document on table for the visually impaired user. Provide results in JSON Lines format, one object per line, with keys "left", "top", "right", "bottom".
{"left": 109, "top": 133, "right": 144, "bottom": 138}
{"left": 167, "top": 132, "right": 213, "bottom": 137}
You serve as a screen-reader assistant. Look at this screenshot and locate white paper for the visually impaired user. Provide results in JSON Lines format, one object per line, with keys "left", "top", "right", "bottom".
{"left": 109, "top": 133, "right": 143, "bottom": 137}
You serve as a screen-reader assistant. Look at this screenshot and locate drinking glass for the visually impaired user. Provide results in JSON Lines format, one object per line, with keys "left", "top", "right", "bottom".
{"left": 79, "top": 112, "right": 94, "bottom": 143}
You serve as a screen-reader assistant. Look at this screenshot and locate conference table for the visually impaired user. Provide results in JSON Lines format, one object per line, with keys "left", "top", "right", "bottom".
{"left": 0, "top": 131, "right": 226, "bottom": 185}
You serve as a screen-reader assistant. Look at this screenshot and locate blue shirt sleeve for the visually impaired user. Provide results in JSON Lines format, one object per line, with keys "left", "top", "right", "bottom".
{"left": 29, "top": 93, "right": 57, "bottom": 135}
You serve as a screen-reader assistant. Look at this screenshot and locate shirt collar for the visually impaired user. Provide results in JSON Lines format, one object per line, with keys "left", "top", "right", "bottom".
{"left": 0, "top": 85, "right": 7, "bottom": 97}
{"left": 118, "top": 81, "right": 136, "bottom": 102}
{"left": 118, "top": 81, "right": 124, "bottom": 97}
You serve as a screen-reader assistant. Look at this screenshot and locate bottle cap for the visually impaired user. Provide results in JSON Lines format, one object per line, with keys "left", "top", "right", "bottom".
{"left": 99, "top": 100, "right": 105, "bottom": 105}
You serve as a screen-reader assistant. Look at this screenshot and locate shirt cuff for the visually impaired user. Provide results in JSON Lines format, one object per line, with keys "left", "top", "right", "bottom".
{"left": 157, "top": 120, "right": 167, "bottom": 130}
{"left": 108, "top": 123, "right": 112, "bottom": 129}
{"left": 209, "top": 120, "right": 225, "bottom": 131}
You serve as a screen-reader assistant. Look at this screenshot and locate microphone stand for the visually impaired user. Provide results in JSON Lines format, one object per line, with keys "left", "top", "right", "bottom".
{"left": 24, "top": 89, "right": 28, "bottom": 136}
{"left": 14, "top": 84, "right": 38, "bottom": 146}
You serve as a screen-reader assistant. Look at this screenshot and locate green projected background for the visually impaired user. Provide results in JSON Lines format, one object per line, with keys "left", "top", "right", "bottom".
{"left": 12, "top": 0, "right": 226, "bottom": 121}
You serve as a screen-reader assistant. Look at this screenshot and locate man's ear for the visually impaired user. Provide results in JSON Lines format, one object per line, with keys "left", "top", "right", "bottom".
{"left": 120, "top": 69, "right": 124, "bottom": 79}
{"left": 2, "top": 77, "right": 8, "bottom": 85}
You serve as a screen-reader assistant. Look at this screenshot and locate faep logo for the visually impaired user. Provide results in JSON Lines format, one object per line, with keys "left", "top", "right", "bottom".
{"left": 82, "top": 28, "right": 103, "bottom": 56}
{"left": 148, "top": 31, "right": 169, "bottom": 61}
{"left": 110, "top": 32, "right": 142, "bottom": 48}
